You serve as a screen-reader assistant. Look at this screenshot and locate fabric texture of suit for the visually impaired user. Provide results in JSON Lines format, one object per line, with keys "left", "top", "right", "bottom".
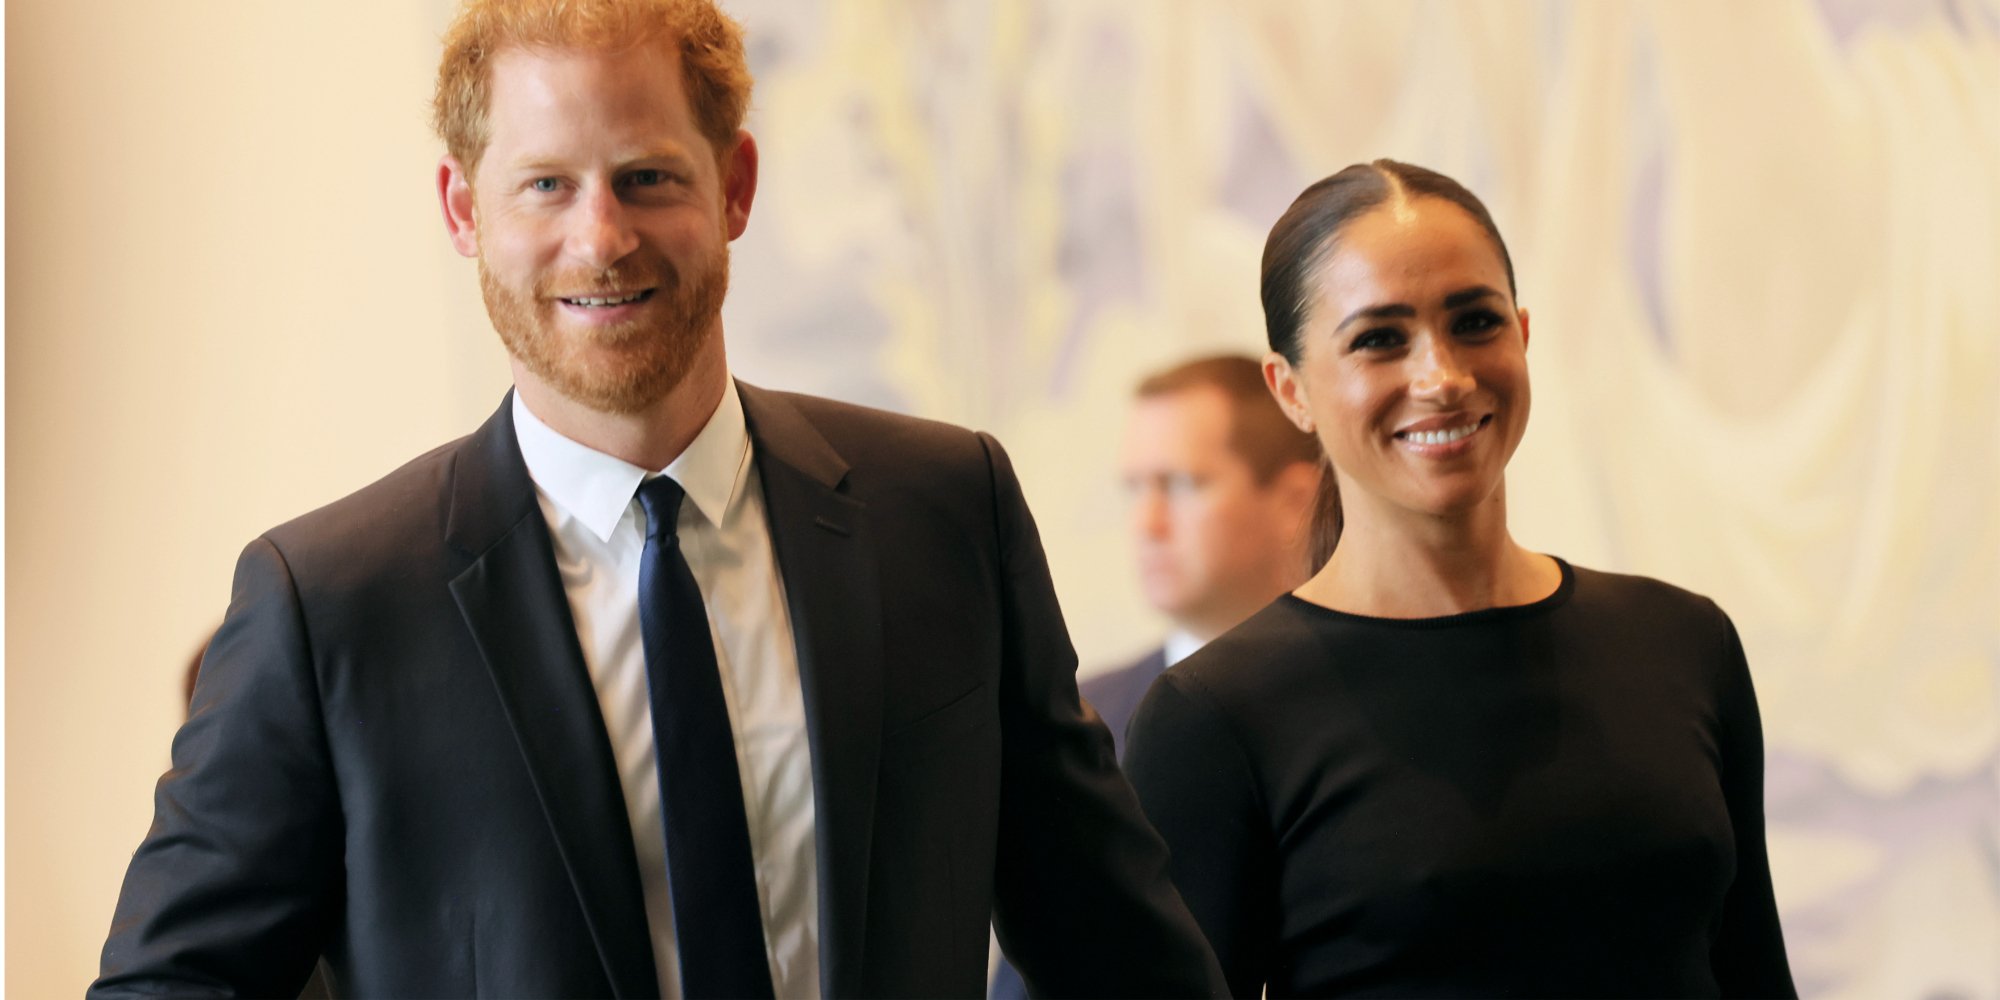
{"left": 93, "top": 384, "right": 1224, "bottom": 999}
{"left": 989, "top": 645, "right": 1172, "bottom": 1000}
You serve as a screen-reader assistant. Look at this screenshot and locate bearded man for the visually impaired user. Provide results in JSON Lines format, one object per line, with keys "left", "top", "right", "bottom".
{"left": 90, "top": 1, "right": 1224, "bottom": 997}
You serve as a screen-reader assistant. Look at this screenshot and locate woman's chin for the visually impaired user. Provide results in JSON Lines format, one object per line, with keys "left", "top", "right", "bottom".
{"left": 1388, "top": 477, "right": 1507, "bottom": 522}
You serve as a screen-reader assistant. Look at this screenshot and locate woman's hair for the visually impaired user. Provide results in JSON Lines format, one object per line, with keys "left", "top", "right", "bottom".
{"left": 1258, "top": 159, "right": 1516, "bottom": 568}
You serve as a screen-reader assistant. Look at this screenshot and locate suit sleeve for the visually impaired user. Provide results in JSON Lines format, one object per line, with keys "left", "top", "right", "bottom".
{"left": 1706, "top": 606, "right": 1798, "bottom": 998}
{"left": 1125, "top": 673, "right": 1277, "bottom": 999}
{"left": 977, "top": 433, "right": 1228, "bottom": 999}
{"left": 91, "top": 537, "right": 342, "bottom": 999}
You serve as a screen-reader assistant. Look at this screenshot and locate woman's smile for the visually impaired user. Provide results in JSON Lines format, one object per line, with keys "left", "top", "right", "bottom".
{"left": 1392, "top": 412, "right": 1492, "bottom": 455}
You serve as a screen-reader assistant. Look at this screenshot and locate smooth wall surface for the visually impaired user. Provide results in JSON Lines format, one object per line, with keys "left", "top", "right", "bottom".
{"left": 5, "top": 0, "right": 502, "bottom": 992}
{"left": 10, "top": 1, "right": 2000, "bottom": 997}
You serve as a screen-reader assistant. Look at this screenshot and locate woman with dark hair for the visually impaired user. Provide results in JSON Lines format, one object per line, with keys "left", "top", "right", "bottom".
{"left": 1124, "top": 160, "right": 1796, "bottom": 998}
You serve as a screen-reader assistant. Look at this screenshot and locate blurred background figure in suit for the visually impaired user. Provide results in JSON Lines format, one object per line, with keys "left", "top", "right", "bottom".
{"left": 989, "top": 354, "right": 1317, "bottom": 1000}
{"left": 1098, "top": 354, "right": 1321, "bottom": 756}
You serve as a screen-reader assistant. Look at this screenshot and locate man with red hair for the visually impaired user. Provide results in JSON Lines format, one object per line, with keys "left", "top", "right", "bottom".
{"left": 93, "top": 1, "right": 1224, "bottom": 997}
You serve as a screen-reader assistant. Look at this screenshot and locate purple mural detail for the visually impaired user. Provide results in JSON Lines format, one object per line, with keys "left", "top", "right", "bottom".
{"left": 1812, "top": 0, "right": 1958, "bottom": 45}
{"left": 1049, "top": 18, "right": 1143, "bottom": 400}
{"left": 1218, "top": 60, "right": 1306, "bottom": 232}
{"left": 725, "top": 267, "right": 906, "bottom": 413}
{"left": 1768, "top": 748, "right": 2000, "bottom": 851}
{"left": 1628, "top": 152, "right": 1671, "bottom": 354}
{"left": 1765, "top": 746, "right": 2000, "bottom": 994}
{"left": 1626, "top": 27, "right": 1673, "bottom": 355}
{"left": 719, "top": 1, "right": 907, "bottom": 413}
{"left": 1956, "top": 0, "right": 2000, "bottom": 36}
{"left": 1054, "top": 146, "right": 1146, "bottom": 397}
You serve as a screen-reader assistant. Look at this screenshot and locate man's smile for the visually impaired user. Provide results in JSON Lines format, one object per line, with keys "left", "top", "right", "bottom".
{"left": 558, "top": 288, "right": 655, "bottom": 307}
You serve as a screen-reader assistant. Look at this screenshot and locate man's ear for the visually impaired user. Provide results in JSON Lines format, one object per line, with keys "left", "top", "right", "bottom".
{"left": 1263, "top": 351, "right": 1314, "bottom": 434}
{"left": 1271, "top": 459, "right": 1321, "bottom": 520}
{"left": 438, "top": 155, "right": 480, "bottom": 258}
{"left": 720, "top": 129, "right": 759, "bottom": 241}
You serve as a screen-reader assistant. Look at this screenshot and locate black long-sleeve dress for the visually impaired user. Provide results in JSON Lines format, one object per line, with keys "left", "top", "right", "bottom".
{"left": 1125, "top": 559, "right": 1796, "bottom": 998}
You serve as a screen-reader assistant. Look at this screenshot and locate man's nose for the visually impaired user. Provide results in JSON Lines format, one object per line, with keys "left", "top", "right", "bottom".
{"left": 1409, "top": 338, "right": 1474, "bottom": 403}
{"left": 565, "top": 184, "right": 640, "bottom": 270}
{"left": 1133, "top": 489, "right": 1170, "bottom": 540}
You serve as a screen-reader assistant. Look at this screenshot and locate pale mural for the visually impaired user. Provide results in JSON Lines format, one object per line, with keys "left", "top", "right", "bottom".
{"left": 714, "top": 1, "right": 2000, "bottom": 997}
{"left": 7, "top": 0, "right": 1997, "bottom": 996}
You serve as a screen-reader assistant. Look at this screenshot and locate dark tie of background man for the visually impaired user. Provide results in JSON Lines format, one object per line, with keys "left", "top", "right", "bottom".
{"left": 636, "top": 475, "right": 776, "bottom": 1000}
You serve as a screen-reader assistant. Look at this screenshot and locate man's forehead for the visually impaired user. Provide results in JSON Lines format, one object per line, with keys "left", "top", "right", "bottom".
{"left": 1127, "top": 389, "right": 1237, "bottom": 461}
{"left": 484, "top": 41, "right": 687, "bottom": 112}
{"left": 479, "top": 42, "right": 704, "bottom": 162}
{"left": 1134, "top": 385, "right": 1235, "bottom": 431}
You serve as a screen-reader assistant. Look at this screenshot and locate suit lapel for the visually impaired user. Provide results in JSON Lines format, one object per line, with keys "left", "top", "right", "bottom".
{"left": 739, "top": 383, "right": 884, "bottom": 999}
{"left": 444, "top": 395, "right": 660, "bottom": 1000}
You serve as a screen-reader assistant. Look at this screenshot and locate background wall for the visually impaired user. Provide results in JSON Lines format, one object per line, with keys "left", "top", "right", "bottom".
{"left": 8, "top": 0, "right": 1997, "bottom": 996}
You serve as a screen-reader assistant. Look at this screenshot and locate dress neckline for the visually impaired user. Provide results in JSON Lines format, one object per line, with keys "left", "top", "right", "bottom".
{"left": 1279, "top": 556, "right": 1576, "bottom": 630}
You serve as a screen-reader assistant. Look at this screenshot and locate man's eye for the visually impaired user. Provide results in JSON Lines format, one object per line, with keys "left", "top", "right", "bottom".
{"left": 530, "top": 177, "right": 561, "bottom": 193}
{"left": 625, "top": 169, "right": 668, "bottom": 187}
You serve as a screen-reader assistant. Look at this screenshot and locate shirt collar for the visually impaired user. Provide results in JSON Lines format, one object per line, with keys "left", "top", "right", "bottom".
{"left": 512, "top": 378, "right": 752, "bottom": 543}
{"left": 1163, "top": 629, "right": 1205, "bottom": 668}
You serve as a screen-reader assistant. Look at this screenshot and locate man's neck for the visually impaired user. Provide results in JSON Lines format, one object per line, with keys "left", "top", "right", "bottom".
{"left": 511, "top": 342, "right": 731, "bottom": 472}
{"left": 1178, "top": 559, "right": 1310, "bottom": 645}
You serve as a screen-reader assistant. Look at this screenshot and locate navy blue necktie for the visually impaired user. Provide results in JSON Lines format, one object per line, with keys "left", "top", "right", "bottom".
{"left": 635, "top": 476, "right": 776, "bottom": 1000}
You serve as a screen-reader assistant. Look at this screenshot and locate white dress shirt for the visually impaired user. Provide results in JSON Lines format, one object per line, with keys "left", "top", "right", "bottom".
{"left": 512, "top": 382, "right": 821, "bottom": 1000}
{"left": 1163, "top": 629, "right": 1204, "bottom": 668}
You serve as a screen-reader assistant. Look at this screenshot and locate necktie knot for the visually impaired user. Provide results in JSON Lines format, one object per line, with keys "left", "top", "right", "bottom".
{"left": 636, "top": 476, "right": 687, "bottom": 541}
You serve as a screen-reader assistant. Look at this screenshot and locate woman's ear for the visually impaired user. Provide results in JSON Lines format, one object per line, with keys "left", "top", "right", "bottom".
{"left": 1264, "top": 352, "right": 1315, "bottom": 434}
{"left": 1518, "top": 306, "right": 1531, "bottom": 351}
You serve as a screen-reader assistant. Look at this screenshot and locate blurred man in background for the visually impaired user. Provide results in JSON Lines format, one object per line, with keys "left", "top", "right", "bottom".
{"left": 990, "top": 354, "right": 1317, "bottom": 1000}
{"left": 1092, "top": 354, "right": 1320, "bottom": 754}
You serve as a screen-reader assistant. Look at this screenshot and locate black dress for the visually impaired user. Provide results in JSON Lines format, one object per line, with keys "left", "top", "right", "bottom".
{"left": 1125, "top": 560, "right": 1796, "bottom": 998}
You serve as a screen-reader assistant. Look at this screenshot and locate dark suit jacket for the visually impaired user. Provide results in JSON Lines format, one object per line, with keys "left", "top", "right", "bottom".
{"left": 1081, "top": 648, "right": 1171, "bottom": 761}
{"left": 93, "top": 385, "right": 1224, "bottom": 999}
{"left": 990, "top": 645, "right": 1173, "bottom": 1000}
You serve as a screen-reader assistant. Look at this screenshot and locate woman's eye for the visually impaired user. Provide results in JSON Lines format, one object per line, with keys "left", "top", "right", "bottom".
{"left": 1350, "top": 328, "right": 1403, "bottom": 352}
{"left": 1454, "top": 310, "right": 1503, "bottom": 337}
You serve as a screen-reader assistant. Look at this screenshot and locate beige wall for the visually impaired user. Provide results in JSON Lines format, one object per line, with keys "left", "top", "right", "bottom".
{"left": 5, "top": 1, "right": 505, "bottom": 993}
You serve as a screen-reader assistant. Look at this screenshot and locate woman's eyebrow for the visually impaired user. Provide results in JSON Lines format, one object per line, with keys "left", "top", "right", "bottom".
{"left": 1442, "top": 285, "right": 1502, "bottom": 309}
{"left": 1335, "top": 285, "right": 1504, "bottom": 332}
{"left": 1335, "top": 302, "right": 1416, "bottom": 332}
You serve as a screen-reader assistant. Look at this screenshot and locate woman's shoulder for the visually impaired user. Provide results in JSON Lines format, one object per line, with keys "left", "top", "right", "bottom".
{"left": 1559, "top": 561, "right": 1744, "bottom": 667}
{"left": 1157, "top": 598, "right": 1343, "bottom": 708}
{"left": 1127, "top": 601, "right": 1333, "bottom": 787}
{"left": 1564, "top": 561, "right": 1733, "bottom": 624}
